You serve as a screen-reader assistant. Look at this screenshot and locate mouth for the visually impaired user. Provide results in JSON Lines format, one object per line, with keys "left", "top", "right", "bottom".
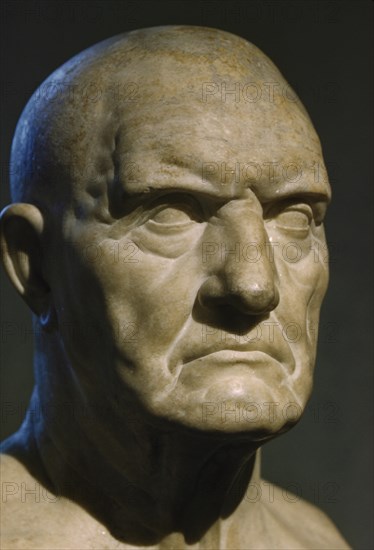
{"left": 170, "top": 329, "right": 295, "bottom": 379}
{"left": 176, "top": 348, "right": 288, "bottom": 393}
{"left": 183, "top": 350, "right": 277, "bottom": 368}
{"left": 180, "top": 349, "right": 288, "bottom": 379}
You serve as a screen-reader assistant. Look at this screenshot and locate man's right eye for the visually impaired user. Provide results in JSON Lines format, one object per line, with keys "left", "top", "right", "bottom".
{"left": 130, "top": 195, "right": 206, "bottom": 258}
{"left": 149, "top": 205, "right": 197, "bottom": 226}
{"left": 141, "top": 193, "right": 205, "bottom": 234}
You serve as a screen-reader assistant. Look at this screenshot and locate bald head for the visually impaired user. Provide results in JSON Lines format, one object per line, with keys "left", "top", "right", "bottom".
{"left": 10, "top": 25, "right": 322, "bottom": 224}
{"left": 2, "top": 25, "right": 332, "bottom": 446}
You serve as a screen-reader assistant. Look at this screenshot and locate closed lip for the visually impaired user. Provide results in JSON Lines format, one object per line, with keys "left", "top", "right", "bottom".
{"left": 182, "top": 349, "right": 279, "bottom": 367}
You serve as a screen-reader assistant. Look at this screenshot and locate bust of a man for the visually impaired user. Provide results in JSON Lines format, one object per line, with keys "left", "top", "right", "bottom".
{"left": 0, "top": 26, "right": 349, "bottom": 549}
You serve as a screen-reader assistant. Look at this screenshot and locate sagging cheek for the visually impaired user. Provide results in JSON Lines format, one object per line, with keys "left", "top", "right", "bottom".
{"left": 69, "top": 236, "right": 197, "bottom": 349}
{"left": 273, "top": 228, "right": 329, "bottom": 288}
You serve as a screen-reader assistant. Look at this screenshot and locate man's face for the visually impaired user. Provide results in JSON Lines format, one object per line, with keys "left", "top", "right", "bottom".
{"left": 49, "top": 64, "right": 330, "bottom": 440}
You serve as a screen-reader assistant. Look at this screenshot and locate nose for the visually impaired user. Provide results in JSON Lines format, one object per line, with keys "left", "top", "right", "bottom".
{"left": 198, "top": 205, "right": 279, "bottom": 316}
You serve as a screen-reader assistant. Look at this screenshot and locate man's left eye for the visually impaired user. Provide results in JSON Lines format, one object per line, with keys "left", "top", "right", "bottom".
{"left": 275, "top": 205, "right": 313, "bottom": 232}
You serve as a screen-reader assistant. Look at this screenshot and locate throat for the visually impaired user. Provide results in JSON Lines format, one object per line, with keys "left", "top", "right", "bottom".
{"left": 177, "top": 443, "right": 257, "bottom": 544}
{"left": 29, "top": 389, "right": 261, "bottom": 546}
{"left": 101, "top": 433, "right": 259, "bottom": 546}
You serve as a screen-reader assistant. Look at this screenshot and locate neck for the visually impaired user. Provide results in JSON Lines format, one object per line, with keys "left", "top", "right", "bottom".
{"left": 26, "top": 335, "right": 262, "bottom": 546}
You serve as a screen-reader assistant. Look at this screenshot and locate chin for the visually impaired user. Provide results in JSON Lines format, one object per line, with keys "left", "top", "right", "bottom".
{"left": 143, "top": 375, "right": 307, "bottom": 440}
{"left": 164, "top": 411, "right": 302, "bottom": 441}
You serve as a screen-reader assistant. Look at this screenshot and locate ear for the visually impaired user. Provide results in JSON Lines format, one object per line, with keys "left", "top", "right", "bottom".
{"left": 0, "top": 203, "right": 56, "bottom": 329}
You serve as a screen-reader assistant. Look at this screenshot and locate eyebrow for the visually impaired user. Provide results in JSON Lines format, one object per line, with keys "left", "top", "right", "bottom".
{"left": 255, "top": 181, "right": 331, "bottom": 203}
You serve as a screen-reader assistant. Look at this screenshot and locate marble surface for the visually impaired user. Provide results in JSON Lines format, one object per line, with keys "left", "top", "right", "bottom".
{"left": 0, "top": 26, "right": 349, "bottom": 549}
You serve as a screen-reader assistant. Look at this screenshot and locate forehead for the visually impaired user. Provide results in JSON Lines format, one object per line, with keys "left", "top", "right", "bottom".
{"left": 113, "top": 84, "right": 329, "bottom": 202}
{"left": 59, "top": 39, "right": 330, "bottom": 205}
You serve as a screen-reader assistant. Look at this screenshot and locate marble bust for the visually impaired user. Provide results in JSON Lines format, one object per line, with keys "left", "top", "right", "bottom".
{"left": 0, "top": 26, "right": 349, "bottom": 549}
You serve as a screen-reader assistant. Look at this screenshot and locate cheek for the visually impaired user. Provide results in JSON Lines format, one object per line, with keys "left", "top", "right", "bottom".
{"left": 275, "top": 230, "right": 329, "bottom": 317}
{"left": 273, "top": 234, "right": 329, "bottom": 389}
{"left": 91, "top": 239, "right": 201, "bottom": 357}
{"left": 49, "top": 252, "right": 117, "bottom": 379}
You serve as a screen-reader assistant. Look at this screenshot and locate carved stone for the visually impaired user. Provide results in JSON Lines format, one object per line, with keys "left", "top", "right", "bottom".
{"left": 0, "top": 26, "right": 349, "bottom": 549}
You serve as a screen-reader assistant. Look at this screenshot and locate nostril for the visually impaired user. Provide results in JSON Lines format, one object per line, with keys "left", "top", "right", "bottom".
{"left": 198, "top": 276, "right": 279, "bottom": 315}
{"left": 197, "top": 277, "right": 224, "bottom": 309}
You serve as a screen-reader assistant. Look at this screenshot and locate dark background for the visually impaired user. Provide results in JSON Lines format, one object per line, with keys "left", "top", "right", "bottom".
{"left": 0, "top": 1, "right": 372, "bottom": 548}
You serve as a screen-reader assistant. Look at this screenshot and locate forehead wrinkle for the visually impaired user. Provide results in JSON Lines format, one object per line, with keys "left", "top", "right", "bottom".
{"left": 112, "top": 159, "right": 330, "bottom": 208}
{"left": 110, "top": 96, "right": 322, "bottom": 172}
{"left": 112, "top": 125, "right": 330, "bottom": 203}
{"left": 74, "top": 106, "right": 330, "bottom": 219}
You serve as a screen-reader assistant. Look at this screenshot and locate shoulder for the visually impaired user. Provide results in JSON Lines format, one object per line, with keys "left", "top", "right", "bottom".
{"left": 1, "top": 451, "right": 58, "bottom": 548}
{"left": 0, "top": 449, "right": 130, "bottom": 550}
{"left": 224, "top": 478, "right": 350, "bottom": 549}
{"left": 0, "top": 430, "right": 56, "bottom": 516}
{"left": 260, "top": 480, "right": 351, "bottom": 549}
{"left": 1, "top": 450, "right": 97, "bottom": 549}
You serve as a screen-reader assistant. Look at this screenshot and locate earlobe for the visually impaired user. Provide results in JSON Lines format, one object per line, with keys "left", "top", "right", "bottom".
{"left": 0, "top": 203, "right": 54, "bottom": 325}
